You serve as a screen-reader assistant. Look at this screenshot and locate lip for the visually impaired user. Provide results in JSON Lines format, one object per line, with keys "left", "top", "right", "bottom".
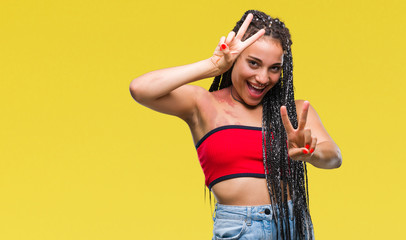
{"left": 249, "top": 82, "right": 266, "bottom": 90}
{"left": 246, "top": 82, "right": 266, "bottom": 98}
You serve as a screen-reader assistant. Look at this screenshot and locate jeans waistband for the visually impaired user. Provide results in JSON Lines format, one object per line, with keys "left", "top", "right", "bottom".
{"left": 213, "top": 200, "right": 294, "bottom": 223}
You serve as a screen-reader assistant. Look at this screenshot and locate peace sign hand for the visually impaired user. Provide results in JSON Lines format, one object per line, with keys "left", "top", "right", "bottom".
{"left": 210, "top": 13, "right": 265, "bottom": 75}
{"left": 280, "top": 101, "right": 317, "bottom": 162}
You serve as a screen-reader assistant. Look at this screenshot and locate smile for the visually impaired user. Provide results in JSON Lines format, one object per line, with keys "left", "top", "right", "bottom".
{"left": 247, "top": 82, "right": 266, "bottom": 97}
{"left": 248, "top": 82, "right": 266, "bottom": 90}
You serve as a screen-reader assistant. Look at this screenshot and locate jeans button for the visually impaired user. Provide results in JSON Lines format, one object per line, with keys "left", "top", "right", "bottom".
{"left": 265, "top": 208, "right": 271, "bottom": 215}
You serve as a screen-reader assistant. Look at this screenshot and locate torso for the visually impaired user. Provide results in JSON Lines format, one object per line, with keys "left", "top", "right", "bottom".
{"left": 190, "top": 86, "right": 263, "bottom": 144}
{"left": 187, "top": 86, "right": 291, "bottom": 206}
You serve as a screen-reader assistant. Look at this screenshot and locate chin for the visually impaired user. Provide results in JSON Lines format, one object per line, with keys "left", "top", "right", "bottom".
{"left": 244, "top": 98, "right": 262, "bottom": 107}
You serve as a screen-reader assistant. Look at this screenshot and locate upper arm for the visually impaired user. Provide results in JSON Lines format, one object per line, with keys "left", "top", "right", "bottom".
{"left": 130, "top": 83, "right": 206, "bottom": 123}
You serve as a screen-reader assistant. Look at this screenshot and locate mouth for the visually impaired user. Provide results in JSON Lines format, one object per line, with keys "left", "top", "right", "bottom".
{"left": 247, "top": 82, "right": 266, "bottom": 97}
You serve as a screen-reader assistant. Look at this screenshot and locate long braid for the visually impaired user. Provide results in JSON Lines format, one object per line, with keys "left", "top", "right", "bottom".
{"left": 209, "top": 10, "right": 313, "bottom": 239}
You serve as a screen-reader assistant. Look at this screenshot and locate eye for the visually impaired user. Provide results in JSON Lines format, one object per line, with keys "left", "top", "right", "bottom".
{"left": 270, "top": 66, "right": 281, "bottom": 72}
{"left": 248, "top": 60, "right": 259, "bottom": 68}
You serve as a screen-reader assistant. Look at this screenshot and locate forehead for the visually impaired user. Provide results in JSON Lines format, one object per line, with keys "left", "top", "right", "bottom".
{"left": 240, "top": 37, "right": 284, "bottom": 63}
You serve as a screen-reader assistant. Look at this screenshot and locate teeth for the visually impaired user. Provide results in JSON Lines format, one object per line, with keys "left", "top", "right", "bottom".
{"left": 249, "top": 83, "right": 266, "bottom": 90}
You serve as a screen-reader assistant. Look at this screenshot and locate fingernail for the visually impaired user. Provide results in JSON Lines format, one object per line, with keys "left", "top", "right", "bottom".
{"left": 310, "top": 149, "right": 314, "bottom": 153}
{"left": 303, "top": 149, "right": 308, "bottom": 154}
{"left": 305, "top": 144, "right": 310, "bottom": 149}
{"left": 221, "top": 43, "right": 227, "bottom": 50}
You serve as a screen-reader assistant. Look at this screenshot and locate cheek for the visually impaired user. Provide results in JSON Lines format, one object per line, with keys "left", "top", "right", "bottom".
{"left": 265, "top": 73, "right": 281, "bottom": 91}
{"left": 270, "top": 72, "right": 281, "bottom": 83}
{"left": 239, "top": 65, "right": 256, "bottom": 79}
{"left": 232, "top": 65, "right": 252, "bottom": 84}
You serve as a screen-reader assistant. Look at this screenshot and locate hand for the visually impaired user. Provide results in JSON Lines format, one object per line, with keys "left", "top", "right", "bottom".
{"left": 210, "top": 13, "right": 265, "bottom": 75}
{"left": 280, "top": 101, "right": 318, "bottom": 162}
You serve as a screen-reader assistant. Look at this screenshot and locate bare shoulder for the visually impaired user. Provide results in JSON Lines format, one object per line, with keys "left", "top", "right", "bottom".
{"left": 183, "top": 84, "right": 217, "bottom": 124}
{"left": 175, "top": 84, "right": 210, "bottom": 121}
{"left": 295, "top": 99, "right": 321, "bottom": 120}
{"left": 295, "top": 99, "right": 318, "bottom": 118}
{"left": 190, "top": 84, "right": 211, "bottom": 98}
{"left": 295, "top": 99, "right": 332, "bottom": 143}
{"left": 194, "top": 86, "right": 230, "bottom": 106}
{"left": 185, "top": 86, "right": 224, "bottom": 143}
{"left": 294, "top": 99, "right": 306, "bottom": 112}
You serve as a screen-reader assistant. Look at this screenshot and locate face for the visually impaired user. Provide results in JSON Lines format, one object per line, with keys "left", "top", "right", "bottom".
{"left": 231, "top": 37, "right": 284, "bottom": 107}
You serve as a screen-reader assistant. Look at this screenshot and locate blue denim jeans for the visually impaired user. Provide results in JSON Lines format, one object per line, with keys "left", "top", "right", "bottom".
{"left": 212, "top": 200, "right": 313, "bottom": 240}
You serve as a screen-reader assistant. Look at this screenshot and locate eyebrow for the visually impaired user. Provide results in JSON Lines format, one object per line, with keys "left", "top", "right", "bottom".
{"left": 248, "top": 55, "right": 282, "bottom": 66}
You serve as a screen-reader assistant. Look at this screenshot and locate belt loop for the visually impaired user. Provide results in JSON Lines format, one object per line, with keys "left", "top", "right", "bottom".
{"left": 246, "top": 207, "right": 252, "bottom": 226}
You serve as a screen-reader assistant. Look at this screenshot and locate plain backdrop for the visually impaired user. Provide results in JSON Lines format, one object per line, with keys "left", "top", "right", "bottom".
{"left": 1, "top": 0, "right": 405, "bottom": 239}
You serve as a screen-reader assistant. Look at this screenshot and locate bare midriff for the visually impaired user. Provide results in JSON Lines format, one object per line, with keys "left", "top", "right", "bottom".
{"left": 211, "top": 177, "right": 291, "bottom": 206}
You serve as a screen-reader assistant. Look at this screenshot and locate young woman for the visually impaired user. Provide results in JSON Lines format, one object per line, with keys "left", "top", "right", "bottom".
{"left": 130, "top": 10, "right": 341, "bottom": 240}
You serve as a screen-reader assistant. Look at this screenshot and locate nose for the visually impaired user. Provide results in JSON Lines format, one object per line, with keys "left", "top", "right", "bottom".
{"left": 255, "top": 70, "right": 270, "bottom": 85}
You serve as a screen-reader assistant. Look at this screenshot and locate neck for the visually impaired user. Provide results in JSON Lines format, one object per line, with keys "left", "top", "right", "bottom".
{"left": 230, "top": 87, "right": 257, "bottom": 109}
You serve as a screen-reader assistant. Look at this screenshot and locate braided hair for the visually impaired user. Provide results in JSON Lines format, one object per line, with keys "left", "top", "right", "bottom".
{"left": 209, "top": 10, "right": 314, "bottom": 239}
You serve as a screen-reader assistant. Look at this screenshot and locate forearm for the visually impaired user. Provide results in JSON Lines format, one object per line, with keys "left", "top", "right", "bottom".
{"left": 129, "top": 58, "right": 219, "bottom": 101}
{"left": 307, "top": 141, "right": 342, "bottom": 169}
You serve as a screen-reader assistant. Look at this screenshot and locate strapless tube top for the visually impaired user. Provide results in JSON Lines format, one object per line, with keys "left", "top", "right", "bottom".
{"left": 196, "top": 125, "right": 266, "bottom": 190}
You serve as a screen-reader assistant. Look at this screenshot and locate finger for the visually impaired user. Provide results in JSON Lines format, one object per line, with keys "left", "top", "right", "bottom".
{"left": 225, "top": 31, "right": 236, "bottom": 44}
{"left": 309, "top": 136, "right": 317, "bottom": 154}
{"left": 298, "top": 101, "right": 310, "bottom": 130}
{"left": 236, "top": 13, "right": 253, "bottom": 40}
{"left": 304, "top": 128, "right": 311, "bottom": 150}
{"left": 219, "top": 36, "right": 226, "bottom": 45}
{"left": 280, "top": 106, "right": 294, "bottom": 134}
{"left": 218, "top": 36, "right": 226, "bottom": 51}
{"left": 288, "top": 148, "right": 309, "bottom": 160}
{"left": 242, "top": 29, "right": 265, "bottom": 48}
{"left": 215, "top": 36, "right": 225, "bottom": 51}
{"left": 219, "top": 37, "right": 231, "bottom": 54}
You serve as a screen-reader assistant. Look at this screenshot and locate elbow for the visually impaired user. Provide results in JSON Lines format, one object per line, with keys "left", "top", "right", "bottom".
{"left": 129, "top": 81, "right": 139, "bottom": 101}
{"left": 332, "top": 148, "right": 342, "bottom": 169}
{"left": 129, "top": 78, "right": 148, "bottom": 103}
{"left": 333, "top": 157, "right": 342, "bottom": 169}
{"left": 312, "top": 145, "right": 342, "bottom": 169}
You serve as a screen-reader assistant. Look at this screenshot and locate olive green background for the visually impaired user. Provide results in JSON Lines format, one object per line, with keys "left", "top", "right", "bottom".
{"left": 1, "top": 0, "right": 405, "bottom": 239}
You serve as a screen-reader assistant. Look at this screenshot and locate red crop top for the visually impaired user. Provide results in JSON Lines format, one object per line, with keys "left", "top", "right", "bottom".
{"left": 196, "top": 125, "right": 266, "bottom": 190}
